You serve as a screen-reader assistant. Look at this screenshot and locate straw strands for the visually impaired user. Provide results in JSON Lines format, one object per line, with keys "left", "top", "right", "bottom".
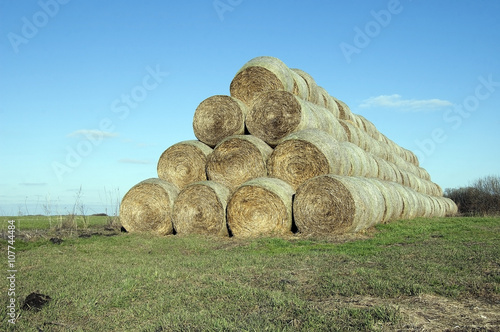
{"left": 157, "top": 140, "right": 213, "bottom": 190}
{"left": 227, "top": 177, "right": 295, "bottom": 237}
{"left": 206, "top": 135, "right": 273, "bottom": 192}
{"left": 172, "top": 181, "right": 230, "bottom": 236}
{"left": 246, "top": 90, "right": 347, "bottom": 146}
{"left": 230, "top": 56, "right": 294, "bottom": 106}
{"left": 268, "top": 129, "right": 349, "bottom": 190}
{"left": 294, "top": 175, "right": 457, "bottom": 235}
{"left": 119, "top": 178, "right": 179, "bottom": 235}
{"left": 193, "top": 95, "right": 248, "bottom": 147}
{"left": 293, "top": 175, "right": 385, "bottom": 235}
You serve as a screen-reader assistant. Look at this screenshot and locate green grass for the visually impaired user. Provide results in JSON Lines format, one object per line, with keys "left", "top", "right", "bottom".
{"left": 0, "top": 215, "right": 112, "bottom": 231}
{"left": 1, "top": 216, "right": 499, "bottom": 331}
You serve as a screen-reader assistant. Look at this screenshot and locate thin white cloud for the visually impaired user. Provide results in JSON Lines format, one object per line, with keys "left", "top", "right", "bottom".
{"left": 118, "top": 159, "right": 152, "bottom": 165}
{"left": 19, "top": 182, "right": 48, "bottom": 186}
{"left": 360, "top": 94, "right": 453, "bottom": 110}
{"left": 120, "top": 138, "right": 155, "bottom": 148}
{"left": 68, "top": 129, "right": 118, "bottom": 139}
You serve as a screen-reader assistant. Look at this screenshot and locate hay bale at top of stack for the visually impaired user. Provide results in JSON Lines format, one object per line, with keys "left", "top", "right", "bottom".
{"left": 157, "top": 140, "right": 212, "bottom": 190}
{"left": 230, "top": 56, "right": 295, "bottom": 106}
{"left": 192, "top": 95, "right": 248, "bottom": 147}
{"left": 172, "top": 181, "right": 230, "bottom": 236}
{"left": 227, "top": 177, "right": 295, "bottom": 238}
{"left": 246, "top": 90, "right": 347, "bottom": 146}
{"left": 332, "top": 97, "right": 355, "bottom": 121}
{"left": 293, "top": 175, "right": 385, "bottom": 235}
{"left": 206, "top": 135, "right": 273, "bottom": 192}
{"left": 267, "top": 129, "right": 350, "bottom": 190}
{"left": 119, "top": 178, "right": 179, "bottom": 235}
{"left": 290, "top": 68, "right": 321, "bottom": 105}
{"left": 230, "top": 56, "right": 344, "bottom": 111}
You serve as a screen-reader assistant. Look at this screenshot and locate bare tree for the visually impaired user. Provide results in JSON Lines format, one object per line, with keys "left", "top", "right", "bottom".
{"left": 445, "top": 175, "right": 500, "bottom": 216}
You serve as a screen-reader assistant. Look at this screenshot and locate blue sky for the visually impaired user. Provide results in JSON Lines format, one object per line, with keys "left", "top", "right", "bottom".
{"left": 1, "top": 0, "right": 499, "bottom": 216}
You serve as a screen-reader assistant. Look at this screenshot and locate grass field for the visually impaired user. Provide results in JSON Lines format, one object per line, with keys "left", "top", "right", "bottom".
{"left": 1, "top": 215, "right": 499, "bottom": 331}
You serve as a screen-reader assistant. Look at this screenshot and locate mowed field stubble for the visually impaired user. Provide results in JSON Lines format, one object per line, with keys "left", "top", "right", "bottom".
{"left": 1, "top": 215, "right": 499, "bottom": 331}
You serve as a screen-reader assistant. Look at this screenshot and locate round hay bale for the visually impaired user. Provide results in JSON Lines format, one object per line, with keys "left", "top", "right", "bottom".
{"left": 268, "top": 129, "right": 349, "bottom": 190}
{"left": 428, "top": 196, "right": 443, "bottom": 217}
{"left": 355, "top": 128, "right": 370, "bottom": 151}
{"left": 230, "top": 56, "right": 294, "bottom": 105}
{"left": 393, "top": 184, "right": 419, "bottom": 220}
{"left": 290, "top": 69, "right": 309, "bottom": 100}
{"left": 119, "top": 178, "right": 179, "bottom": 235}
{"left": 399, "top": 170, "right": 411, "bottom": 188}
{"left": 383, "top": 181, "right": 405, "bottom": 222}
{"left": 326, "top": 95, "right": 341, "bottom": 118}
{"left": 192, "top": 95, "right": 248, "bottom": 147}
{"left": 442, "top": 197, "right": 458, "bottom": 216}
{"left": 246, "top": 90, "right": 347, "bottom": 146}
{"left": 332, "top": 98, "right": 354, "bottom": 121}
{"left": 316, "top": 86, "right": 330, "bottom": 108}
{"left": 172, "top": 181, "right": 230, "bottom": 236}
{"left": 339, "top": 142, "right": 365, "bottom": 177}
{"left": 418, "top": 167, "right": 431, "bottom": 181}
{"left": 434, "top": 183, "right": 443, "bottom": 197}
{"left": 406, "top": 173, "right": 423, "bottom": 193}
{"left": 388, "top": 162, "right": 403, "bottom": 184}
{"left": 373, "top": 156, "right": 397, "bottom": 182}
{"left": 339, "top": 141, "right": 378, "bottom": 178}
{"left": 227, "top": 177, "right": 295, "bottom": 238}
{"left": 413, "top": 193, "right": 432, "bottom": 218}
{"left": 290, "top": 68, "right": 320, "bottom": 104}
{"left": 357, "top": 115, "right": 380, "bottom": 141}
{"left": 339, "top": 119, "right": 360, "bottom": 146}
{"left": 206, "top": 135, "right": 272, "bottom": 192}
{"left": 365, "top": 178, "right": 403, "bottom": 223}
{"left": 157, "top": 140, "right": 213, "bottom": 190}
{"left": 364, "top": 151, "right": 379, "bottom": 178}
{"left": 293, "top": 175, "right": 385, "bottom": 235}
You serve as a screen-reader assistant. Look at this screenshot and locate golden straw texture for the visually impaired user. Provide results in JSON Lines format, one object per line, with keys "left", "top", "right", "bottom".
{"left": 227, "top": 177, "right": 295, "bottom": 237}
{"left": 119, "top": 178, "right": 179, "bottom": 235}
{"left": 157, "top": 140, "right": 213, "bottom": 190}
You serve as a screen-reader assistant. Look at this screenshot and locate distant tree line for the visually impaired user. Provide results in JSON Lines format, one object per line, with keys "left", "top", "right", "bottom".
{"left": 444, "top": 175, "right": 500, "bottom": 216}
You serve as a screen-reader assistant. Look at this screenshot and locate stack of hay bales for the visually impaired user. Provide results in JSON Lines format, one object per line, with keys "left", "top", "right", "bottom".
{"left": 119, "top": 56, "right": 457, "bottom": 238}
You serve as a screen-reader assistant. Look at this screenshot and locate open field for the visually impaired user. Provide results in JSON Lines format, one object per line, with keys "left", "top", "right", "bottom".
{"left": 1, "top": 215, "right": 499, "bottom": 331}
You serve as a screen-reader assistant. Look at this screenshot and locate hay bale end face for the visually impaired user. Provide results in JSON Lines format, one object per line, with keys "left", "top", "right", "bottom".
{"left": 268, "top": 129, "right": 349, "bottom": 190}
{"left": 230, "top": 56, "right": 294, "bottom": 105}
{"left": 192, "top": 95, "right": 248, "bottom": 147}
{"left": 172, "top": 181, "right": 230, "bottom": 236}
{"left": 227, "top": 177, "right": 295, "bottom": 238}
{"left": 247, "top": 90, "right": 346, "bottom": 146}
{"left": 206, "top": 135, "right": 273, "bottom": 192}
{"left": 293, "top": 175, "right": 385, "bottom": 235}
{"left": 119, "top": 178, "right": 179, "bottom": 235}
{"left": 157, "top": 140, "right": 212, "bottom": 190}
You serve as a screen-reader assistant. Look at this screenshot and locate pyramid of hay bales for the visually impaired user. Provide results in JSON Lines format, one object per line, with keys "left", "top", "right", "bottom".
{"left": 119, "top": 56, "right": 458, "bottom": 238}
